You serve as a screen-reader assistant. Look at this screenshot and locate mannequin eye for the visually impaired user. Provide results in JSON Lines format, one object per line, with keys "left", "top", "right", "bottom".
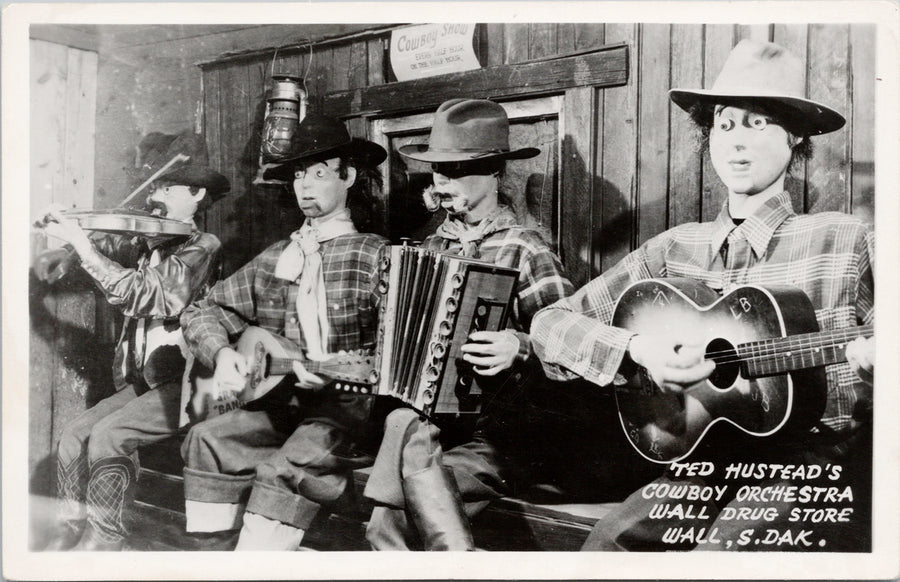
{"left": 748, "top": 114, "right": 770, "bottom": 130}
{"left": 715, "top": 118, "right": 736, "bottom": 132}
{"left": 314, "top": 168, "right": 327, "bottom": 179}
{"left": 294, "top": 169, "right": 305, "bottom": 180}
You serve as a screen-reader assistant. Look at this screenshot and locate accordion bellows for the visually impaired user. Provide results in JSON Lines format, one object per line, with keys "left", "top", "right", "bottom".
{"left": 373, "top": 245, "right": 519, "bottom": 416}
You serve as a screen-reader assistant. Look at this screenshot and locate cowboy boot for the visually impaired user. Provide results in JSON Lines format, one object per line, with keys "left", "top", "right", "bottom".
{"left": 45, "top": 454, "right": 90, "bottom": 551}
{"left": 74, "top": 456, "right": 137, "bottom": 551}
{"left": 403, "top": 465, "right": 474, "bottom": 551}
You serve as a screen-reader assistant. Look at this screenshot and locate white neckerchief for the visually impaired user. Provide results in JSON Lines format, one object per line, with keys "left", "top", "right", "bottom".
{"left": 274, "top": 208, "right": 357, "bottom": 359}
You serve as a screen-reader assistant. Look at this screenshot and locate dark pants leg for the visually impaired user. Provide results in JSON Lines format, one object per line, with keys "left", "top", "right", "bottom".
{"left": 364, "top": 408, "right": 504, "bottom": 550}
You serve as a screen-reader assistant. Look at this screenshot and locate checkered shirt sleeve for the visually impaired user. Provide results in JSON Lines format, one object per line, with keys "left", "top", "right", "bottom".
{"left": 532, "top": 192, "right": 874, "bottom": 435}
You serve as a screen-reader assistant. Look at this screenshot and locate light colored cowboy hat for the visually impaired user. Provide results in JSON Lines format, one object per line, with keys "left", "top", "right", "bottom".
{"left": 399, "top": 99, "right": 540, "bottom": 163}
{"left": 669, "top": 39, "right": 845, "bottom": 136}
{"left": 263, "top": 112, "right": 387, "bottom": 180}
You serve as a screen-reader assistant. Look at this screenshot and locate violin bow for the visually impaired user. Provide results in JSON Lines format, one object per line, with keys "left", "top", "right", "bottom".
{"left": 118, "top": 153, "right": 191, "bottom": 208}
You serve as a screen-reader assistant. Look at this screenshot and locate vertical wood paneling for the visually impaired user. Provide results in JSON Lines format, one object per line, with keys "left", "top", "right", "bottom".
{"left": 700, "top": 25, "right": 734, "bottom": 222}
{"left": 201, "top": 68, "right": 222, "bottom": 237}
{"left": 806, "top": 25, "right": 851, "bottom": 214}
{"left": 773, "top": 24, "right": 810, "bottom": 212}
{"left": 561, "top": 87, "right": 595, "bottom": 288}
{"left": 850, "top": 24, "right": 875, "bottom": 222}
{"left": 598, "top": 23, "right": 638, "bottom": 273}
{"left": 737, "top": 24, "right": 772, "bottom": 43}
{"left": 574, "top": 23, "right": 605, "bottom": 51}
{"left": 485, "top": 24, "right": 506, "bottom": 66}
{"left": 504, "top": 24, "right": 530, "bottom": 63}
{"left": 367, "top": 38, "right": 385, "bottom": 86}
{"left": 668, "top": 24, "right": 704, "bottom": 227}
{"left": 349, "top": 41, "right": 368, "bottom": 91}
{"left": 557, "top": 23, "right": 576, "bottom": 54}
{"left": 332, "top": 43, "right": 352, "bottom": 92}
{"left": 636, "top": 24, "right": 671, "bottom": 245}
{"left": 530, "top": 23, "right": 557, "bottom": 59}
{"left": 64, "top": 48, "right": 97, "bottom": 211}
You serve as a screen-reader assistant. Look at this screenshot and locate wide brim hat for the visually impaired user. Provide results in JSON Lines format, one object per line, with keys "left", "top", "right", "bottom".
{"left": 263, "top": 112, "right": 387, "bottom": 181}
{"left": 157, "top": 164, "right": 230, "bottom": 200}
{"left": 669, "top": 39, "right": 845, "bottom": 136}
{"left": 399, "top": 98, "right": 540, "bottom": 163}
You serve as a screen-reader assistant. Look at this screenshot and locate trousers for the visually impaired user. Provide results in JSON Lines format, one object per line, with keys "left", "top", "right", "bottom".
{"left": 181, "top": 393, "right": 373, "bottom": 532}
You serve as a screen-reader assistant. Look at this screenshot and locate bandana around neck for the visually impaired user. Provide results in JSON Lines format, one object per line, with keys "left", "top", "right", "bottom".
{"left": 434, "top": 205, "right": 518, "bottom": 258}
{"left": 274, "top": 208, "right": 357, "bottom": 359}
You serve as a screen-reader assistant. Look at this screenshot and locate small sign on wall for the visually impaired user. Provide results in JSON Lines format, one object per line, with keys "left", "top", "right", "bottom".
{"left": 390, "top": 24, "right": 481, "bottom": 82}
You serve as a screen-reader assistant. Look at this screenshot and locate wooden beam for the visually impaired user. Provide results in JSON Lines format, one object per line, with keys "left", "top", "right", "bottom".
{"left": 323, "top": 43, "right": 628, "bottom": 119}
{"left": 30, "top": 24, "right": 99, "bottom": 52}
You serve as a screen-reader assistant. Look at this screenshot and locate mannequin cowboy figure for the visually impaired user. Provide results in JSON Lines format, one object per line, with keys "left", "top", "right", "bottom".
{"left": 35, "top": 164, "right": 230, "bottom": 551}
{"left": 178, "top": 112, "right": 390, "bottom": 551}
{"left": 363, "top": 98, "right": 573, "bottom": 550}
{"left": 531, "top": 40, "right": 875, "bottom": 552}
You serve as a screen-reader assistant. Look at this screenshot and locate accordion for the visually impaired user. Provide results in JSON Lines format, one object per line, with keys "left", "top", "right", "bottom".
{"left": 180, "top": 244, "right": 519, "bottom": 425}
{"left": 370, "top": 244, "right": 519, "bottom": 416}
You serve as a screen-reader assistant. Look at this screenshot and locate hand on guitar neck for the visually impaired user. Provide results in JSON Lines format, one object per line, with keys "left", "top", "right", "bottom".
{"left": 627, "top": 334, "right": 716, "bottom": 393}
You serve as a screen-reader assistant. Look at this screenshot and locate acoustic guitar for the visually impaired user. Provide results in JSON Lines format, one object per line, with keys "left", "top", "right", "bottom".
{"left": 185, "top": 326, "right": 378, "bottom": 422}
{"left": 612, "top": 278, "right": 872, "bottom": 464}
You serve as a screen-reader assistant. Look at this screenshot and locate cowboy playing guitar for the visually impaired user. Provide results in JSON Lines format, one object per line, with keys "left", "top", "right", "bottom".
{"left": 531, "top": 40, "right": 874, "bottom": 552}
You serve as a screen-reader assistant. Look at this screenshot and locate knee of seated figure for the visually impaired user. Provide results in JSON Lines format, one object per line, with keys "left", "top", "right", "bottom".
{"left": 86, "top": 417, "right": 126, "bottom": 461}
{"left": 385, "top": 407, "right": 424, "bottom": 432}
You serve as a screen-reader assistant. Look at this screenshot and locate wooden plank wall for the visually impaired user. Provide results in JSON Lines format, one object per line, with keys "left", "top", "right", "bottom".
{"left": 29, "top": 39, "right": 116, "bottom": 500}
{"left": 200, "top": 23, "right": 874, "bottom": 287}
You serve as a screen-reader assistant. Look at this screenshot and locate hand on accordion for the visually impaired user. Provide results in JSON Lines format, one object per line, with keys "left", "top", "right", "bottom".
{"left": 460, "top": 330, "right": 521, "bottom": 376}
{"left": 292, "top": 360, "right": 326, "bottom": 391}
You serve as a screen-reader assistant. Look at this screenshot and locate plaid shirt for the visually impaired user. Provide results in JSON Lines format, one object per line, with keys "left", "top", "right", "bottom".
{"left": 182, "top": 233, "right": 387, "bottom": 369}
{"left": 532, "top": 192, "right": 874, "bottom": 435}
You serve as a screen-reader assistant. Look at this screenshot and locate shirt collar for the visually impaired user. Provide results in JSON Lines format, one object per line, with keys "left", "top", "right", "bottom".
{"left": 710, "top": 191, "right": 795, "bottom": 259}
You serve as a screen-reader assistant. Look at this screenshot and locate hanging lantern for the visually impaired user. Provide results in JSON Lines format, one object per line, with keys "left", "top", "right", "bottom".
{"left": 261, "top": 74, "right": 308, "bottom": 164}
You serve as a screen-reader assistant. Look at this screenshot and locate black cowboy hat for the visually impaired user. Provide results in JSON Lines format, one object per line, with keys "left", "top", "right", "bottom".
{"left": 399, "top": 99, "right": 539, "bottom": 163}
{"left": 156, "top": 164, "right": 230, "bottom": 200}
{"left": 263, "top": 112, "right": 387, "bottom": 181}
{"left": 669, "top": 40, "right": 845, "bottom": 136}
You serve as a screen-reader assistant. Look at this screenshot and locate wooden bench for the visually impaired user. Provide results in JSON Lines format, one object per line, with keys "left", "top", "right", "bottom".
{"left": 127, "top": 437, "right": 622, "bottom": 551}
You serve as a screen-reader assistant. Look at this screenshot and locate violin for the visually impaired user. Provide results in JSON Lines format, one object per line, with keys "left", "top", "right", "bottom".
{"left": 54, "top": 208, "right": 193, "bottom": 238}
{"left": 37, "top": 153, "right": 194, "bottom": 239}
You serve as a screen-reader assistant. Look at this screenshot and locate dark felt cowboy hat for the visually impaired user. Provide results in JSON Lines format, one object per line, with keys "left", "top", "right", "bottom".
{"left": 263, "top": 112, "right": 387, "bottom": 181}
{"left": 399, "top": 99, "right": 540, "bottom": 163}
{"left": 156, "top": 164, "right": 230, "bottom": 200}
{"left": 669, "top": 39, "right": 846, "bottom": 136}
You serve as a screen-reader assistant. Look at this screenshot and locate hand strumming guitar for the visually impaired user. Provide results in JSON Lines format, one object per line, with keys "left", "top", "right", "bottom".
{"left": 212, "top": 346, "right": 249, "bottom": 399}
{"left": 627, "top": 334, "right": 715, "bottom": 394}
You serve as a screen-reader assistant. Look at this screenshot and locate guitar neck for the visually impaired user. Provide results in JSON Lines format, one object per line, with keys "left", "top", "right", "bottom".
{"left": 269, "top": 358, "right": 327, "bottom": 377}
{"left": 737, "top": 324, "right": 872, "bottom": 378}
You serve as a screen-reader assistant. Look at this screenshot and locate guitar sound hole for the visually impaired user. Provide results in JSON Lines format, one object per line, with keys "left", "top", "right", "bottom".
{"left": 706, "top": 337, "right": 739, "bottom": 389}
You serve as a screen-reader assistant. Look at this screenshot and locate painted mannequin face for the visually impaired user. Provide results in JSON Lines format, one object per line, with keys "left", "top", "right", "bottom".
{"left": 709, "top": 105, "right": 796, "bottom": 198}
{"left": 147, "top": 184, "right": 205, "bottom": 222}
{"left": 431, "top": 163, "right": 499, "bottom": 220}
{"left": 292, "top": 157, "right": 355, "bottom": 220}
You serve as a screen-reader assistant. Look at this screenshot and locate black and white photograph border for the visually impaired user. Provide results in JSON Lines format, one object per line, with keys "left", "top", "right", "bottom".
{"left": 3, "top": 1, "right": 899, "bottom": 580}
